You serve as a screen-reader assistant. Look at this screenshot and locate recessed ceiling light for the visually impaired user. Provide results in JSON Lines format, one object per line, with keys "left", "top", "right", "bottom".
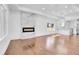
{"left": 42, "top": 8, "right": 46, "bottom": 10}
{"left": 70, "top": 10, "right": 73, "bottom": 13}
{"left": 61, "top": 22, "right": 65, "bottom": 27}
{"left": 65, "top": 6, "right": 68, "bottom": 8}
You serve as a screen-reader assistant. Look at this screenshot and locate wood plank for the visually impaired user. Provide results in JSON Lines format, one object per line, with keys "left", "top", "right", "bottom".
{"left": 5, "top": 34, "right": 79, "bottom": 55}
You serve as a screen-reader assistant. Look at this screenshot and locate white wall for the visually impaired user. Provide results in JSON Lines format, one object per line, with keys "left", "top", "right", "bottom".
{"left": 0, "top": 35, "right": 10, "bottom": 55}
{"left": 20, "top": 12, "right": 36, "bottom": 39}
{"left": 0, "top": 6, "right": 3, "bottom": 38}
{"left": 8, "top": 10, "right": 21, "bottom": 39}
{"left": 8, "top": 10, "right": 58, "bottom": 39}
{"left": 0, "top": 5, "right": 7, "bottom": 40}
{"left": 20, "top": 12, "right": 58, "bottom": 38}
{"left": 35, "top": 15, "right": 56, "bottom": 36}
{"left": 0, "top": 5, "right": 11, "bottom": 55}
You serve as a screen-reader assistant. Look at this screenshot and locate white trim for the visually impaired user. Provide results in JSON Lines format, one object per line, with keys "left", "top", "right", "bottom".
{"left": 0, "top": 4, "right": 8, "bottom": 41}
{"left": 17, "top": 5, "right": 63, "bottom": 20}
{"left": 0, "top": 34, "right": 8, "bottom": 41}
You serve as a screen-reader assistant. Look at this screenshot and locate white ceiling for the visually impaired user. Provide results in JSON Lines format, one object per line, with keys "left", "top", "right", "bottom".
{"left": 7, "top": 4, "right": 79, "bottom": 20}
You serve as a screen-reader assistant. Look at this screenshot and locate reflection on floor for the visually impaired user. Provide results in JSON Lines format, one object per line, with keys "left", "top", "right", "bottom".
{"left": 5, "top": 34, "right": 79, "bottom": 55}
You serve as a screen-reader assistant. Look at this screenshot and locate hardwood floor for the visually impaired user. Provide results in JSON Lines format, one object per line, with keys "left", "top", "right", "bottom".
{"left": 5, "top": 34, "right": 79, "bottom": 55}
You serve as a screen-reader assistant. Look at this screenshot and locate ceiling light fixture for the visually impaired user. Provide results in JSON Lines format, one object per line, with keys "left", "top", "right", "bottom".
{"left": 42, "top": 8, "right": 46, "bottom": 10}
{"left": 70, "top": 10, "right": 73, "bottom": 13}
{"left": 65, "top": 6, "right": 68, "bottom": 8}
